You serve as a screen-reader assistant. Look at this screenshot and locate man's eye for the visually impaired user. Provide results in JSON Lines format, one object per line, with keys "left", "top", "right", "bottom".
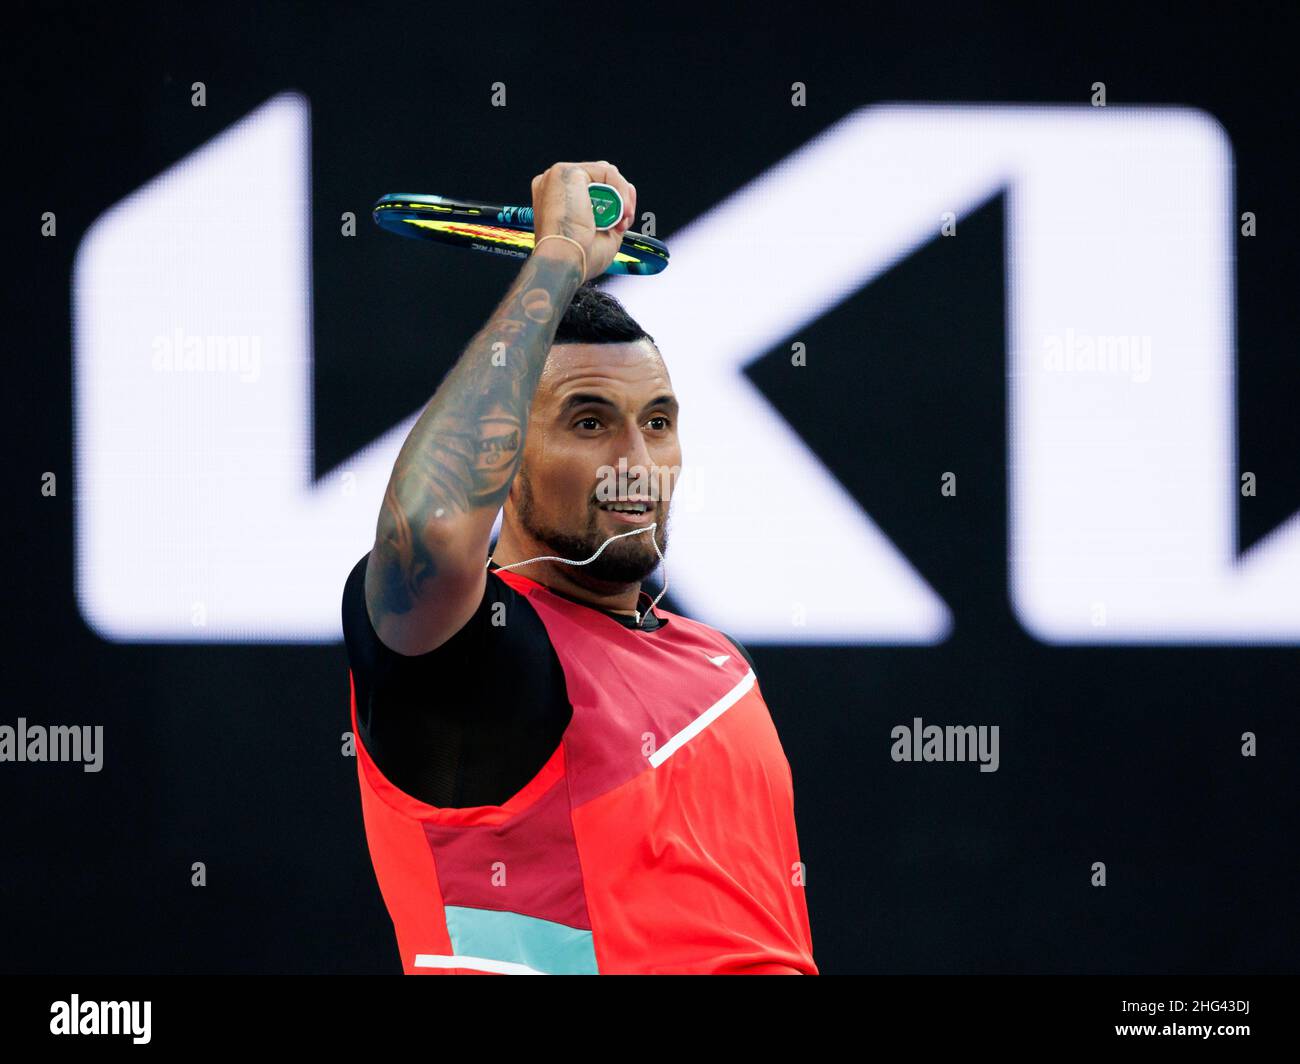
{"left": 577, "top": 417, "right": 601, "bottom": 430}
{"left": 648, "top": 416, "right": 671, "bottom": 430}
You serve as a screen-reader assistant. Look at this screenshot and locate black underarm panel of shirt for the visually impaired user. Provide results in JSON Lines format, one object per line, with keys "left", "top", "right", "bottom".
{"left": 343, "top": 552, "right": 576, "bottom": 808}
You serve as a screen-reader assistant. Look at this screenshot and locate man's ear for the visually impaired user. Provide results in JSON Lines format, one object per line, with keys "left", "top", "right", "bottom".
{"left": 502, "top": 472, "right": 522, "bottom": 520}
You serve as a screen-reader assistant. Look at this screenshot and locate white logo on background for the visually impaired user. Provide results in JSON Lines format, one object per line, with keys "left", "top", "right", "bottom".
{"left": 74, "top": 98, "right": 1298, "bottom": 645}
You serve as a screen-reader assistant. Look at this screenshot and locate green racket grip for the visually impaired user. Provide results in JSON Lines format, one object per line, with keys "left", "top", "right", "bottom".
{"left": 588, "top": 183, "right": 624, "bottom": 230}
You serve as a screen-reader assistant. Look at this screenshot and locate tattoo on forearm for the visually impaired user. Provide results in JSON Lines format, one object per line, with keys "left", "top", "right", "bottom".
{"left": 369, "top": 249, "right": 581, "bottom": 615}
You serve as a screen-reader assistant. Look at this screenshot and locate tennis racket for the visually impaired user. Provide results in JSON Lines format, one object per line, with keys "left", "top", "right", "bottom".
{"left": 372, "top": 187, "right": 670, "bottom": 276}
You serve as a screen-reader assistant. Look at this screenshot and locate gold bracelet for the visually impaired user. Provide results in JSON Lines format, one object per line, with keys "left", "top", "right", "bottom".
{"left": 533, "top": 234, "right": 587, "bottom": 281}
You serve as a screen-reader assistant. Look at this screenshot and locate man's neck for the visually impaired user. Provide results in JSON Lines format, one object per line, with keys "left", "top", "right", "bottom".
{"left": 491, "top": 531, "right": 643, "bottom": 616}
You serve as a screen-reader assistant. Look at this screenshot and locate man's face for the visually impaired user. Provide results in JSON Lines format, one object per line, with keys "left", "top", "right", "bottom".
{"left": 507, "top": 339, "right": 681, "bottom": 586}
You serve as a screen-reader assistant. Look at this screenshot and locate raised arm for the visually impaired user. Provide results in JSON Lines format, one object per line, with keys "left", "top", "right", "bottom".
{"left": 364, "top": 161, "right": 636, "bottom": 655}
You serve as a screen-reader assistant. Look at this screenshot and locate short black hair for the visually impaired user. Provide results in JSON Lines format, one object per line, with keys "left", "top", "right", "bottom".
{"left": 553, "top": 281, "right": 657, "bottom": 348}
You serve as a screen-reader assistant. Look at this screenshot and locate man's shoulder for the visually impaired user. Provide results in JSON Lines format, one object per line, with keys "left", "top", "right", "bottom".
{"left": 340, "top": 550, "right": 375, "bottom": 666}
{"left": 341, "top": 550, "right": 368, "bottom": 616}
{"left": 695, "top": 624, "right": 772, "bottom": 722}
{"left": 716, "top": 629, "right": 756, "bottom": 671}
{"left": 643, "top": 597, "right": 755, "bottom": 670}
{"left": 668, "top": 609, "right": 755, "bottom": 671}
{"left": 342, "top": 549, "right": 542, "bottom": 671}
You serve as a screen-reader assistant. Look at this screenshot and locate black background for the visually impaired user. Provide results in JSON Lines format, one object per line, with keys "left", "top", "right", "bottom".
{"left": 4, "top": 0, "right": 1298, "bottom": 974}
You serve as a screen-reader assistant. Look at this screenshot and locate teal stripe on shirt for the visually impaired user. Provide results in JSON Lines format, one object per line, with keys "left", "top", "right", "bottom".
{"left": 444, "top": 905, "right": 599, "bottom": 975}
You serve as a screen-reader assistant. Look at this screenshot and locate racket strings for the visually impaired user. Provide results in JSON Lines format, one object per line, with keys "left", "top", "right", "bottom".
{"left": 487, "top": 523, "right": 668, "bottom": 628}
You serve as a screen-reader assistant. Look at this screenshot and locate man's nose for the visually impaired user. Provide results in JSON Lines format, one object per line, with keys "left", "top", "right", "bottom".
{"left": 616, "top": 420, "right": 655, "bottom": 471}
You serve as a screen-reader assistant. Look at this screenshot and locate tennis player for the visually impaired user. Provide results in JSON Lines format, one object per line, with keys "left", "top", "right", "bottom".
{"left": 342, "top": 161, "right": 817, "bottom": 974}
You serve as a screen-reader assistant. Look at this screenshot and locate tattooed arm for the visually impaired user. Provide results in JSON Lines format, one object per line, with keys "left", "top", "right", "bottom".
{"left": 363, "top": 161, "right": 636, "bottom": 656}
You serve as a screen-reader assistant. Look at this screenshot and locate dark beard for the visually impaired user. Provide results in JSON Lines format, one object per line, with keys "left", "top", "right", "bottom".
{"left": 515, "top": 470, "right": 668, "bottom": 585}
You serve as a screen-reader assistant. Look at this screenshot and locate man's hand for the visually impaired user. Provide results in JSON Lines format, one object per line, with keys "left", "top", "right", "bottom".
{"left": 530, "top": 161, "right": 636, "bottom": 282}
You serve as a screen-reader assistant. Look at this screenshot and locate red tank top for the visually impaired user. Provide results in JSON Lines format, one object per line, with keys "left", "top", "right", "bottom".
{"left": 349, "top": 567, "right": 817, "bottom": 974}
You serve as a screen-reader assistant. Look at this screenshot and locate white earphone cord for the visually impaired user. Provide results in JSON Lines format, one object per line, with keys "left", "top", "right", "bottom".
{"left": 486, "top": 523, "right": 667, "bottom": 627}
